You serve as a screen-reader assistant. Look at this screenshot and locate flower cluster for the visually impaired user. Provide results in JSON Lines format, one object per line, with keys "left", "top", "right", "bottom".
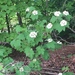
{"left": 58, "top": 73, "right": 62, "bottom": 75}
{"left": 60, "top": 20, "right": 67, "bottom": 26}
{"left": 54, "top": 10, "right": 69, "bottom": 17}
{"left": 26, "top": 7, "right": 30, "bottom": 12}
{"left": 33, "top": 59, "right": 37, "bottom": 62}
{"left": 47, "top": 38, "right": 53, "bottom": 43}
{"left": 53, "top": 10, "right": 69, "bottom": 26}
{"left": 54, "top": 11, "right": 61, "bottom": 16}
{"left": 32, "top": 10, "right": 38, "bottom": 15}
{"left": 12, "top": 64, "right": 15, "bottom": 67}
{"left": 29, "top": 31, "right": 37, "bottom": 38}
{"left": 63, "top": 11, "right": 69, "bottom": 15}
{"left": 26, "top": 7, "right": 38, "bottom": 15}
{"left": 19, "top": 67, "right": 24, "bottom": 72}
{"left": 46, "top": 23, "right": 53, "bottom": 29}
{"left": 57, "top": 41, "right": 62, "bottom": 44}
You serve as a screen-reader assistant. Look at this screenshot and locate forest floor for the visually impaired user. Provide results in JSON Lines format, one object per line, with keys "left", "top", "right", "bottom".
{"left": 10, "top": 45, "right": 75, "bottom": 75}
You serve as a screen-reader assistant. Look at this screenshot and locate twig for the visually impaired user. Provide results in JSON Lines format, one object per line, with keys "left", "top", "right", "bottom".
{"left": 42, "top": 68, "right": 60, "bottom": 72}
{"left": 40, "top": 71, "right": 58, "bottom": 75}
{"left": 61, "top": 0, "right": 68, "bottom": 10}
{"left": 52, "top": 31, "right": 71, "bottom": 44}
{"left": 68, "top": 27, "right": 75, "bottom": 33}
{"left": 58, "top": 36, "right": 70, "bottom": 44}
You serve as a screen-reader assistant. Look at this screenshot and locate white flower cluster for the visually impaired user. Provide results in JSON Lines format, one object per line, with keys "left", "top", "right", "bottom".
{"left": 19, "top": 67, "right": 24, "bottom": 72}
{"left": 46, "top": 23, "right": 53, "bottom": 29}
{"left": 26, "top": 7, "right": 30, "bottom": 12}
{"left": 54, "top": 11, "right": 61, "bottom": 16}
{"left": 54, "top": 11, "right": 69, "bottom": 26}
{"left": 57, "top": 41, "right": 62, "bottom": 44}
{"left": 47, "top": 38, "right": 53, "bottom": 43}
{"left": 60, "top": 20, "right": 67, "bottom": 26}
{"left": 63, "top": 11, "right": 69, "bottom": 15}
{"left": 33, "top": 59, "right": 37, "bottom": 62}
{"left": 12, "top": 64, "right": 15, "bottom": 67}
{"left": 2, "top": 69, "right": 5, "bottom": 73}
{"left": 54, "top": 10, "right": 69, "bottom": 17}
{"left": 58, "top": 73, "right": 62, "bottom": 75}
{"left": 29, "top": 31, "right": 37, "bottom": 38}
{"left": 32, "top": 10, "right": 38, "bottom": 15}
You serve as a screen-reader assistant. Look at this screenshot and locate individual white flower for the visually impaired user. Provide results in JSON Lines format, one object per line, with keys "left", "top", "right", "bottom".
{"left": 2, "top": 69, "right": 5, "bottom": 73}
{"left": 58, "top": 73, "right": 63, "bottom": 75}
{"left": 29, "top": 31, "right": 37, "bottom": 38}
{"left": 26, "top": 7, "right": 30, "bottom": 12}
{"left": 57, "top": 41, "right": 62, "bottom": 44}
{"left": 32, "top": 10, "right": 38, "bottom": 15}
{"left": 63, "top": 11, "right": 69, "bottom": 15}
{"left": 12, "top": 64, "right": 15, "bottom": 67}
{"left": 19, "top": 67, "right": 24, "bottom": 72}
{"left": 33, "top": 59, "right": 37, "bottom": 62}
{"left": 54, "top": 11, "right": 61, "bottom": 16}
{"left": 60, "top": 20, "right": 67, "bottom": 26}
{"left": 46, "top": 23, "right": 53, "bottom": 29}
{"left": 47, "top": 38, "right": 53, "bottom": 43}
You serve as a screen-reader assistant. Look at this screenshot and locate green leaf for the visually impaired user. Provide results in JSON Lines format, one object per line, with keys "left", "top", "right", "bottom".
{"left": 0, "top": 73, "right": 3, "bottom": 75}
{"left": 45, "top": 42, "right": 55, "bottom": 49}
{"left": 29, "top": 6, "right": 35, "bottom": 11}
{"left": 24, "top": 66, "right": 31, "bottom": 75}
{"left": 65, "top": 15, "right": 72, "bottom": 21}
{"left": 63, "top": 72, "right": 74, "bottom": 75}
{"left": 26, "top": 13, "right": 31, "bottom": 18}
{"left": 31, "top": 15, "right": 38, "bottom": 20}
{"left": 0, "top": 59, "right": 2, "bottom": 62}
{"left": 50, "top": 16, "right": 57, "bottom": 23}
{"left": 16, "top": 70, "right": 24, "bottom": 75}
{"left": 14, "top": 25, "right": 24, "bottom": 33}
{"left": 24, "top": 47, "right": 34, "bottom": 59}
{"left": 10, "top": 39, "right": 21, "bottom": 48}
{"left": 17, "top": 33, "right": 25, "bottom": 40}
{"left": 62, "top": 66, "right": 69, "bottom": 71}
{"left": 0, "top": 49, "right": 5, "bottom": 56}
{"left": 55, "top": 43, "right": 62, "bottom": 49}
{"left": 35, "top": 33, "right": 43, "bottom": 45}
{"left": 42, "top": 50, "right": 50, "bottom": 60}
{"left": 2, "top": 57, "right": 13, "bottom": 65}
{"left": 29, "top": 60, "right": 41, "bottom": 70}
{"left": 54, "top": 23, "right": 64, "bottom": 32}
{"left": 16, "top": 62, "right": 24, "bottom": 68}
{"left": 0, "top": 64, "right": 3, "bottom": 70}
{"left": 14, "top": 40, "right": 21, "bottom": 48}
{"left": 36, "top": 46, "right": 45, "bottom": 55}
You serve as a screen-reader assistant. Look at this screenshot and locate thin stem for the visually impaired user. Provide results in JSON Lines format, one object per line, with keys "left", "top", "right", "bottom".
{"left": 42, "top": 68, "right": 60, "bottom": 72}
{"left": 40, "top": 71, "right": 58, "bottom": 75}
{"left": 61, "top": 0, "right": 68, "bottom": 10}
{"left": 6, "top": 14, "right": 10, "bottom": 33}
{"left": 58, "top": 36, "right": 70, "bottom": 44}
{"left": 68, "top": 27, "right": 75, "bottom": 33}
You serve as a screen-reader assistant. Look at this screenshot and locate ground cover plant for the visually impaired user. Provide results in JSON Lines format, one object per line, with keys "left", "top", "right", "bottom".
{"left": 0, "top": 0, "right": 75, "bottom": 75}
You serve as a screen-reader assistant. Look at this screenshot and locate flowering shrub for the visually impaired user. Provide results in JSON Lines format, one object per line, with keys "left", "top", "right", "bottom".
{"left": 0, "top": 0, "right": 73, "bottom": 75}
{"left": 10, "top": 7, "right": 72, "bottom": 74}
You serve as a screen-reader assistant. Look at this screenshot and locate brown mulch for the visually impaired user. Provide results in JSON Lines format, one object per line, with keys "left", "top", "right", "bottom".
{"left": 41, "top": 45, "right": 75, "bottom": 75}
{"left": 10, "top": 45, "right": 75, "bottom": 75}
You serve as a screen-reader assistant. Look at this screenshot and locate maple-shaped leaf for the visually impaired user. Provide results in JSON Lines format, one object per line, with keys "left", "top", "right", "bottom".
{"left": 36, "top": 46, "right": 45, "bottom": 55}
{"left": 24, "top": 47, "right": 34, "bottom": 59}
